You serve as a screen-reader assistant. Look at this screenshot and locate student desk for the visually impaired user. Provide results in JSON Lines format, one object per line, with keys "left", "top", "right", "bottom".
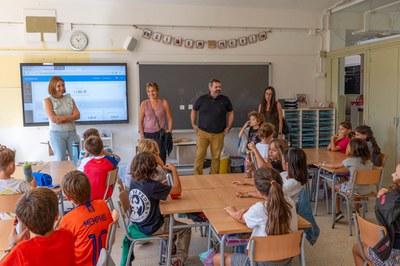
{"left": 37, "top": 161, "right": 76, "bottom": 184}
{"left": 13, "top": 161, "right": 76, "bottom": 184}
{"left": 203, "top": 207, "right": 312, "bottom": 266}
{"left": 160, "top": 173, "right": 311, "bottom": 266}
{"left": 13, "top": 162, "right": 49, "bottom": 179}
{"left": 303, "top": 148, "right": 348, "bottom": 215}
{"left": 303, "top": 148, "right": 347, "bottom": 165}
{"left": 178, "top": 173, "right": 250, "bottom": 190}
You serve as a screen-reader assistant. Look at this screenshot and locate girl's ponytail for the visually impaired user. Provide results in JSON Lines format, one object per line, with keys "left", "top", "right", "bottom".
{"left": 254, "top": 168, "right": 292, "bottom": 236}
{"left": 265, "top": 180, "right": 292, "bottom": 235}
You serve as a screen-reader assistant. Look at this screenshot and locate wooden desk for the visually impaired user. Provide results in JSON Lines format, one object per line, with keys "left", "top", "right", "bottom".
{"left": 0, "top": 220, "right": 14, "bottom": 252}
{"left": 203, "top": 207, "right": 311, "bottom": 266}
{"left": 214, "top": 187, "right": 260, "bottom": 206}
{"left": 201, "top": 173, "right": 248, "bottom": 188}
{"left": 304, "top": 148, "right": 347, "bottom": 165}
{"left": 39, "top": 161, "right": 76, "bottom": 183}
{"left": 13, "top": 162, "right": 49, "bottom": 179}
{"left": 179, "top": 175, "right": 214, "bottom": 190}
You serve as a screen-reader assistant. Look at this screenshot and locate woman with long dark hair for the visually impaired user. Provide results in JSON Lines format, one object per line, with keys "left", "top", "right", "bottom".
{"left": 258, "top": 86, "right": 283, "bottom": 138}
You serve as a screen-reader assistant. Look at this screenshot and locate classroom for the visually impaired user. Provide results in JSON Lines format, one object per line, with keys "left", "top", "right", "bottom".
{"left": 1, "top": 0, "right": 400, "bottom": 265}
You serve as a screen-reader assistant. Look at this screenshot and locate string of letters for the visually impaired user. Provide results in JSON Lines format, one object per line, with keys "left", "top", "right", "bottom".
{"left": 140, "top": 28, "right": 270, "bottom": 49}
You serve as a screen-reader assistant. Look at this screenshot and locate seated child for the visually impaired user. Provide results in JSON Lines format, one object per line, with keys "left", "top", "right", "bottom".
{"left": 233, "top": 139, "right": 288, "bottom": 188}
{"left": 128, "top": 152, "right": 191, "bottom": 266}
{"left": 327, "top": 121, "right": 352, "bottom": 153}
{"left": 0, "top": 145, "right": 36, "bottom": 220}
{"left": 238, "top": 111, "right": 263, "bottom": 178}
{"left": 280, "top": 147, "right": 308, "bottom": 204}
{"left": 0, "top": 187, "right": 76, "bottom": 265}
{"left": 346, "top": 125, "right": 382, "bottom": 166}
{"left": 353, "top": 163, "right": 400, "bottom": 266}
{"left": 78, "top": 128, "right": 113, "bottom": 166}
{"left": 254, "top": 122, "right": 275, "bottom": 161}
{"left": 78, "top": 136, "right": 120, "bottom": 200}
{"left": 319, "top": 138, "right": 373, "bottom": 222}
{"left": 59, "top": 170, "right": 113, "bottom": 266}
{"left": 137, "top": 139, "right": 166, "bottom": 183}
{"left": 213, "top": 167, "right": 298, "bottom": 266}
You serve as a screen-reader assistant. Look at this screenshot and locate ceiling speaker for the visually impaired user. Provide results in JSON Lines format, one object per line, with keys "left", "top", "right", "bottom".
{"left": 123, "top": 36, "right": 137, "bottom": 52}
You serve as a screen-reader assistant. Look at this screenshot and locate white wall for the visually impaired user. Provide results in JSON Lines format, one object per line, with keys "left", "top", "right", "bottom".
{"left": 0, "top": 0, "right": 328, "bottom": 163}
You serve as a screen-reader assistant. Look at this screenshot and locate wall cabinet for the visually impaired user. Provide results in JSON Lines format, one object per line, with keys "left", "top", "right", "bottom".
{"left": 284, "top": 108, "right": 335, "bottom": 148}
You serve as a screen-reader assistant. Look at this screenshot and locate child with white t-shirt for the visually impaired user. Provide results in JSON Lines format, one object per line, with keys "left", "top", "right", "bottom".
{"left": 254, "top": 122, "right": 275, "bottom": 161}
{"left": 213, "top": 167, "right": 298, "bottom": 266}
{"left": 0, "top": 145, "right": 36, "bottom": 220}
{"left": 281, "top": 147, "right": 309, "bottom": 204}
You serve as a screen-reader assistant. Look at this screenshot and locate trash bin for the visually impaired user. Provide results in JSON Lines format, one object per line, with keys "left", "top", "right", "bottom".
{"left": 230, "top": 156, "right": 244, "bottom": 173}
{"left": 219, "top": 156, "right": 229, "bottom": 174}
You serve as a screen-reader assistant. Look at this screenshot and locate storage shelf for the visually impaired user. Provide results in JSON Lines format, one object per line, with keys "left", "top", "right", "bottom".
{"left": 284, "top": 108, "right": 335, "bottom": 148}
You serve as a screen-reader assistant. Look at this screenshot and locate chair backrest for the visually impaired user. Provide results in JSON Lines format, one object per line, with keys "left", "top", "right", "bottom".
{"left": 0, "top": 220, "right": 14, "bottom": 252}
{"left": 248, "top": 230, "right": 304, "bottom": 264}
{"left": 116, "top": 178, "right": 125, "bottom": 192}
{"left": 355, "top": 213, "right": 386, "bottom": 247}
{"left": 105, "top": 209, "right": 119, "bottom": 251}
{"left": 103, "top": 167, "right": 119, "bottom": 201}
{"left": 116, "top": 190, "right": 131, "bottom": 235}
{"left": 0, "top": 193, "right": 22, "bottom": 213}
{"left": 378, "top": 153, "right": 387, "bottom": 167}
{"left": 353, "top": 168, "right": 382, "bottom": 186}
{"left": 354, "top": 213, "right": 386, "bottom": 264}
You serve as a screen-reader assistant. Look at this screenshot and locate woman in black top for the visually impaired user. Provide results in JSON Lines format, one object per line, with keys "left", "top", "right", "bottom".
{"left": 258, "top": 86, "right": 283, "bottom": 139}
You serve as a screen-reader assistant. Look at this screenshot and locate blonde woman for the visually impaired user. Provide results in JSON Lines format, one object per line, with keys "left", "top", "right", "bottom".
{"left": 139, "top": 82, "right": 173, "bottom": 164}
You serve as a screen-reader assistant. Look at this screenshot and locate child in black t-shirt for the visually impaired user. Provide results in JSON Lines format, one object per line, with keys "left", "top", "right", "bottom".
{"left": 129, "top": 152, "right": 191, "bottom": 266}
{"left": 238, "top": 111, "right": 264, "bottom": 178}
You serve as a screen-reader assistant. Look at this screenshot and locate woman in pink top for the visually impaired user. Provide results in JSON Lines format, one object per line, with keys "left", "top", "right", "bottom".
{"left": 327, "top": 121, "right": 352, "bottom": 153}
{"left": 139, "top": 82, "right": 173, "bottom": 163}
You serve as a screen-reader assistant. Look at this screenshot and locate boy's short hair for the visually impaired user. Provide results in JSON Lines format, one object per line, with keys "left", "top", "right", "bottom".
{"left": 82, "top": 128, "right": 100, "bottom": 141}
{"left": 16, "top": 187, "right": 58, "bottom": 236}
{"left": 137, "top": 139, "right": 160, "bottom": 155}
{"left": 248, "top": 111, "right": 264, "bottom": 125}
{"left": 84, "top": 136, "right": 104, "bottom": 156}
{"left": 62, "top": 170, "right": 91, "bottom": 204}
{"left": 257, "top": 122, "right": 275, "bottom": 139}
{"left": 0, "top": 145, "right": 15, "bottom": 171}
{"left": 130, "top": 152, "right": 158, "bottom": 182}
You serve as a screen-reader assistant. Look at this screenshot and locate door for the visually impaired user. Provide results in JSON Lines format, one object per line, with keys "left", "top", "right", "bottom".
{"left": 368, "top": 47, "right": 399, "bottom": 185}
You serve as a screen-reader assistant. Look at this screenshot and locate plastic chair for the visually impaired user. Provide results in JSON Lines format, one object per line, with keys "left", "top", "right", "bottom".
{"left": 104, "top": 167, "right": 119, "bottom": 210}
{"left": 96, "top": 209, "right": 119, "bottom": 266}
{"left": 116, "top": 190, "right": 167, "bottom": 266}
{"left": 248, "top": 230, "right": 306, "bottom": 266}
{"left": 332, "top": 168, "right": 383, "bottom": 236}
{"left": 353, "top": 213, "right": 386, "bottom": 266}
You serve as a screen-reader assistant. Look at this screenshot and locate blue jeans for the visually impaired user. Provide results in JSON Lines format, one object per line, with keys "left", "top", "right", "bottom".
{"left": 50, "top": 130, "right": 79, "bottom": 161}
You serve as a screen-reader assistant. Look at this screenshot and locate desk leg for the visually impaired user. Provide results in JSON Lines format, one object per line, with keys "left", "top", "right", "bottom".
{"left": 207, "top": 224, "right": 212, "bottom": 250}
{"left": 166, "top": 214, "right": 174, "bottom": 266}
{"left": 220, "top": 234, "right": 226, "bottom": 266}
{"left": 324, "top": 173, "right": 336, "bottom": 214}
{"left": 59, "top": 190, "right": 64, "bottom": 218}
{"left": 314, "top": 168, "right": 322, "bottom": 216}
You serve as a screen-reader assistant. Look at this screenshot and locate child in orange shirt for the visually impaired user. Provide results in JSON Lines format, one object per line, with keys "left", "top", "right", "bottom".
{"left": 59, "top": 170, "right": 113, "bottom": 266}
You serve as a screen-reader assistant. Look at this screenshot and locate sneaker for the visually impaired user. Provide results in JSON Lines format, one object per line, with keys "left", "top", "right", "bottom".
{"left": 171, "top": 258, "right": 183, "bottom": 266}
{"left": 335, "top": 212, "right": 344, "bottom": 222}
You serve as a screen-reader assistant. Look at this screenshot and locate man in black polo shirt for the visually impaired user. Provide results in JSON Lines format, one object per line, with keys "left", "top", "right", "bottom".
{"left": 190, "top": 78, "right": 234, "bottom": 175}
